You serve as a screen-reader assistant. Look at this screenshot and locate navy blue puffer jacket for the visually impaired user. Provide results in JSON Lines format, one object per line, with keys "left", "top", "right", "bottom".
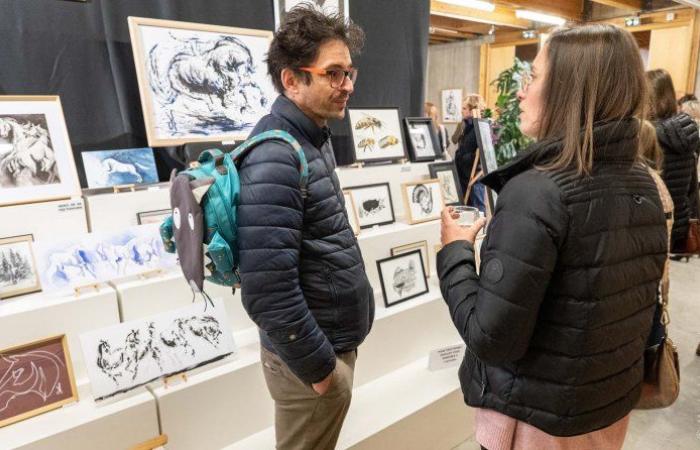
{"left": 237, "top": 95, "right": 374, "bottom": 384}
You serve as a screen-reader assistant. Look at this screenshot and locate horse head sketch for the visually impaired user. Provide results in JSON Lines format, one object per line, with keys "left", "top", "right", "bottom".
{"left": 0, "top": 350, "right": 65, "bottom": 414}
{"left": 0, "top": 117, "right": 58, "bottom": 188}
{"left": 96, "top": 323, "right": 162, "bottom": 383}
{"left": 160, "top": 316, "right": 223, "bottom": 357}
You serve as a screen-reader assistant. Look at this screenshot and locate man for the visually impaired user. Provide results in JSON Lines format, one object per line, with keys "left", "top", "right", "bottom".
{"left": 236, "top": 6, "right": 374, "bottom": 449}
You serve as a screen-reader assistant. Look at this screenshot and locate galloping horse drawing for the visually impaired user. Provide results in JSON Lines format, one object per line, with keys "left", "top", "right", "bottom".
{"left": 0, "top": 117, "right": 59, "bottom": 188}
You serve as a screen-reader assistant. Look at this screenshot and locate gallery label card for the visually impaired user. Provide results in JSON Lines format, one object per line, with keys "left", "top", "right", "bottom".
{"left": 428, "top": 343, "right": 466, "bottom": 371}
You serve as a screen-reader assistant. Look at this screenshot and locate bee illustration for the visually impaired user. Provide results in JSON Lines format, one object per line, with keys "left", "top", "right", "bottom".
{"left": 355, "top": 116, "right": 383, "bottom": 133}
{"left": 358, "top": 138, "right": 376, "bottom": 152}
{"left": 379, "top": 135, "right": 399, "bottom": 148}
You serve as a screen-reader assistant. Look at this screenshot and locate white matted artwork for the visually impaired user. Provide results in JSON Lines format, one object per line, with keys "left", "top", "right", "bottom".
{"left": 0, "top": 96, "right": 80, "bottom": 207}
{"left": 0, "top": 234, "right": 41, "bottom": 299}
{"left": 441, "top": 89, "right": 462, "bottom": 123}
{"left": 346, "top": 183, "right": 395, "bottom": 229}
{"left": 80, "top": 298, "right": 236, "bottom": 400}
{"left": 429, "top": 161, "right": 462, "bottom": 206}
{"left": 348, "top": 108, "right": 406, "bottom": 163}
{"left": 376, "top": 250, "right": 428, "bottom": 307}
{"left": 128, "top": 17, "right": 276, "bottom": 147}
{"left": 404, "top": 117, "right": 438, "bottom": 162}
{"left": 402, "top": 179, "right": 444, "bottom": 224}
{"left": 81, "top": 148, "right": 158, "bottom": 189}
{"left": 33, "top": 223, "right": 178, "bottom": 294}
{"left": 342, "top": 191, "right": 360, "bottom": 236}
{"left": 274, "top": 0, "right": 349, "bottom": 28}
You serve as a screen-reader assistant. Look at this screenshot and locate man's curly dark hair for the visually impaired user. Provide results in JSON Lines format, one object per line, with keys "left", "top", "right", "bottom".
{"left": 267, "top": 3, "right": 365, "bottom": 94}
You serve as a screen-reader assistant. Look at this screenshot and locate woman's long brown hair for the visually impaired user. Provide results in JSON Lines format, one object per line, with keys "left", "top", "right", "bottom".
{"left": 537, "top": 24, "right": 648, "bottom": 176}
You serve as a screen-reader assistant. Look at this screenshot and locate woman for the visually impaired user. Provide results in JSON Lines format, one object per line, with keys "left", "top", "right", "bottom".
{"left": 437, "top": 25, "right": 667, "bottom": 450}
{"left": 425, "top": 101, "right": 449, "bottom": 157}
{"left": 452, "top": 94, "right": 486, "bottom": 209}
{"left": 646, "top": 69, "right": 699, "bottom": 253}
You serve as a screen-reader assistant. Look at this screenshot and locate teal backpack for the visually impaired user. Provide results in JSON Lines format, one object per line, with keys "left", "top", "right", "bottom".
{"left": 160, "top": 130, "right": 308, "bottom": 295}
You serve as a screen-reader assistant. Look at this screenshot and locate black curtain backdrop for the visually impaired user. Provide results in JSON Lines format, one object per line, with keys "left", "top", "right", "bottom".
{"left": 0, "top": 0, "right": 429, "bottom": 184}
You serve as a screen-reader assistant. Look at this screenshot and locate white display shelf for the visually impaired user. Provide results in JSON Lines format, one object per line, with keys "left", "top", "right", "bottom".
{"left": 0, "top": 197, "right": 88, "bottom": 241}
{"left": 336, "top": 161, "right": 438, "bottom": 219}
{"left": 0, "top": 381, "right": 159, "bottom": 450}
{"left": 110, "top": 270, "right": 255, "bottom": 333}
{"left": 0, "top": 285, "right": 120, "bottom": 380}
{"left": 84, "top": 186, "right": 170, "bottom": 233}
{"left": 227, "top": 357, "right": 474, "bottom": 450}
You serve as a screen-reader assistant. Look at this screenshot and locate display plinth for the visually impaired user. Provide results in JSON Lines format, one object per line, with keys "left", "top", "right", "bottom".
{"left": 0, "top": 383, "right": 158, "bottom": 450}
{"left": 0, "top": 286, "right": 120, "bottom": 380}
{"left": 84, "top": 186, "right": 170, "bottom": 232}
{"left": 0, "top": 197, "right": 88, "bottom": 241}
{"left": 110, "top": 270, "right": 255, "bottom": 333}
{"left": 336, "top": 161, "right": 433, "bottom": 219}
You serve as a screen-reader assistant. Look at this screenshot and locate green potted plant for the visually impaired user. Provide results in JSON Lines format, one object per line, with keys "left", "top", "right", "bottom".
{"left": 491, "top": 58, "right": 533, "bottom": 165}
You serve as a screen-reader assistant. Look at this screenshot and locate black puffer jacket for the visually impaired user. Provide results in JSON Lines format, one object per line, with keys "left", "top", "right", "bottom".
{"left": 656, "top": 113, "right": 699, "bottom": 247}
{"left": 238, "top": 96, "right": 374, "bottom": 384}
{"left": 437, "top": 119, "right": 666, "bottom": 436}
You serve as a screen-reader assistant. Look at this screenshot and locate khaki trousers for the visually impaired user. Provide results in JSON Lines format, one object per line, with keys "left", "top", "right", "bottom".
{"left": 260, "top": 347, "right": 357, "bottom": 450}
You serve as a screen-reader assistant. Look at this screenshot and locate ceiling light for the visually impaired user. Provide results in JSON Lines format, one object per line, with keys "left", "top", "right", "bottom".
{"left": 440, "top": 0, "right": 496, "bottom": 12}
{"left": 515, "top": 10, "right": 567, "bottom": 26}
{"left": 673, "top": 0, "right": 700, "bottom": 9}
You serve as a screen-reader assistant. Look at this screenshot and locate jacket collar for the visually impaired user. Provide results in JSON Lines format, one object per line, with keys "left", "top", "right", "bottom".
{"left": 271, "top": 95, "right": 331, "bottom": 149}
{"left": 481, "top": 118, "right": 640, "bottom": 192}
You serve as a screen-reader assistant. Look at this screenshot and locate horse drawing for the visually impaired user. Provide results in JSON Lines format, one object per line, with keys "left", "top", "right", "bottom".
{"left": 0, "top": 117, "right": 59, "bottom": 188}
{"left": 0, "top": 350, "right": 65, "bottom": 414}
{"left": 100, "top": 158, "right": 142, "bottom": 184}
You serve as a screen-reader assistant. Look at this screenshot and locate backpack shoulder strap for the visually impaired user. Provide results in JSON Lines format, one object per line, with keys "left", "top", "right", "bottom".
{"left": 232, "top": 130, "right": 309, "bottom": 196}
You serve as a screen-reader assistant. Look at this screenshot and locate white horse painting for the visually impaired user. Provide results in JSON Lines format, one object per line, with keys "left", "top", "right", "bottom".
{"left": 0, "top": 116, "right": 59, "bottom": 188}
{"left": 100, "top": 158, "right": 142, "bottom": 183}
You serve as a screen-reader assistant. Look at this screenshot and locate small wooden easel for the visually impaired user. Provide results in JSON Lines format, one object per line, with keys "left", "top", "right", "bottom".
{"left": 129, "top": 434, "right": 168, "bottom": 450}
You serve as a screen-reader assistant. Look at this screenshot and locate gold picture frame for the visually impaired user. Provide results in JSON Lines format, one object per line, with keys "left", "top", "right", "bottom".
{"left": 0, "top": 234, "right": 42, "bottom": 299}
{"left": 401, "top": 179, "right": 444, "bottom": 225}
{"left": 391, "top": 240, "right": 429, "bottom": 277}
{"left": 128, "top": 17, "right": 275, "bottom": 147}
{"left": 0, "top": 334, "right": 78, "bottom": 428}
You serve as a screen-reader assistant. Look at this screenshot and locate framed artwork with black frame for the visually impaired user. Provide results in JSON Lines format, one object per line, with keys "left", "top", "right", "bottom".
{"left": 391, "top": 240, "right": 429, "bottom": 277}
{"left": 345, "top": 182, "right": 395, "bottom": 229}
{"left": 428, "top": 161, "right": 463, "bottom": 206}
{"left": 347, "top": 107, "right": 407, "bottom": 163}
{"left": 404, "top": 117, "right": 439, "bottom": 163}
{"left": 474, "top": 118, "right": 499, "bottom": 216}
{"left": 376, "top": 250, "right": 429, "bottom": 307}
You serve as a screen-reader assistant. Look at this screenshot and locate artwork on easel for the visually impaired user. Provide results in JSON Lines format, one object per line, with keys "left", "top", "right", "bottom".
{"left": 474, "top": 118, "right": 498, "bottom": 214}
{"left": 376, "top": 250, "right": 429, "bottom": 307}
{"left": 0, "top": 96, "right": 81, "bottom": 207}
{"left": 429, "top": 161, "right": 462, "bottom": 206}
{"left": 81, "top": 148, "right": 158, "bottom": 189}
{"left": 348, "top": 108, "right": 406, "bottom": 163}
{"left": 80, "top": 299, "right": 235, "bottom": 400}
{"left": 402, "top": 179, "right": 444, "bottom": 225}
{"left": 0, "top": 335, "right": 78, "bottom": 428}
{"left": 345, "top": 183, "right": 395, "bottom": 229}
{"left": 404, "top": 117, "right": 439, "bottom": 163}
{"left": 33, "top": 224, "right": 178, "bottom": 295}
{"left": 128, "top": 17, "right": 276, "bottom": 147}
{"left": 0, "top": 234, "right": 42, "bottom": 299}
{"left": 391, "top": 240, "right": 429, "bottom": 277}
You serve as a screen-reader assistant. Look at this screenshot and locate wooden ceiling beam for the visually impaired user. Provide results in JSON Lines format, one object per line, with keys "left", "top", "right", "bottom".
{"left": 496, "top": 0, "right": 583, "bottom": 20}
{"left": 589, "top": 0, "right": 644, "bottom": 10}
{"left": 430, "top": 0, "right": 531, "bottom": 29}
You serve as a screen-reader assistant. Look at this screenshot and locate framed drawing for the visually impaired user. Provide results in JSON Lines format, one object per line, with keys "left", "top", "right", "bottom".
{"left": 0, "top": 96, "right": 81, "bottom": 207}
{"left": 474, "top": 118, "right": 498, "bottom": 215}
{"left": 348, "top": 108, "right": 406, "bottom": 163}
{"left": 128, "top": 17, "right": 276, "bottom": 147}
{"left": 81, "top": 148, "right": 158, "bottom": 189}
{"left": 429, "top": 161, "right": 462, "bottom": 206}
{"left": 404, "top": 117, "right": 439, "bottom": 162}
{"left": 402, "top": 179, "right": 444, "bottom": 225}
{"left": 345, "top": 183, "right": 395, "bottom": 229}
{"left": 0, "top": 234, "right": 41, "bottom": 299}
{"left": 376, "top": 250, "right": 428, "bottom": 307}
{"left": 342, "top": 191, "right": 360, "bottom": 236}
{"left": 136, "top": 208, "right": 172, "bottom": 226}
{"left": 0, "top": 335, "right": 78, "bottom": 428}
{"left": 33, "top": 224, "right": 178, "bottom": 294}
{"left": 274, "top": 0, "right": 349, "bottom": 29}
{"left": 80, "top": 299, "right": 235, "bottom": 400}
{"left": 391, "top": 240, "right": 429, "bottom": 277}
{"left": 441, "top": 89, "right": 462, "bottom": 123}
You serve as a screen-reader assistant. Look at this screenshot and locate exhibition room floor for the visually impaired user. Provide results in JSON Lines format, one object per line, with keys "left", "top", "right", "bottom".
{"left": 454, "top": 257, "right": 700, "bottom": 450}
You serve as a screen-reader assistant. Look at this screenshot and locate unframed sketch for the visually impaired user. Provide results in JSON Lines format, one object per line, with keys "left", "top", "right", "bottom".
{"left": 0, "top": 115, "right": 58, "bottom": 189}
{"left": 80, "top": 299, "right": 235, "bottom": 400}
{"left": 0, "top": 235, "right": 41, "bottom": 299}
{"left": 81, "top": 148, "right": 158, "bottom": 188}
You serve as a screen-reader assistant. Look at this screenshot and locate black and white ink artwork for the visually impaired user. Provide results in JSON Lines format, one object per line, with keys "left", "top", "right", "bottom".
{"left": 411, "top": 184, "right": 434, "bottom": 215}
{"left": 358, "top": 197, "right": 387, "bottom": 219}
{"left": 81, "top": 299, "right": 236, "bottom": 400}
{"left": 0, "top": 115, "right": 58, "bottom": 188}
{"left": 0, "top": 247, "right": 33, "bottom": 287}
{"left": 392, "top": 260, "right": 417, "bottom": 297}
{"left": 146, "top": 32, "right": 272, "bottom": 138}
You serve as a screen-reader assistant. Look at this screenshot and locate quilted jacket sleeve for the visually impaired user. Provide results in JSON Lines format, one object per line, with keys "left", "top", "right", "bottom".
{"left": 237, "top": 141, "right": 335, "bottom": 384}
{"left": 437, "top": 171, "right": 569, "bottom": 365}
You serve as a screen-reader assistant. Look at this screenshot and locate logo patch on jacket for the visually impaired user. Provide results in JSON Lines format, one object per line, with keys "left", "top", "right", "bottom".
{"left": 484, "top": 259, "right": 504, "bottom": 283}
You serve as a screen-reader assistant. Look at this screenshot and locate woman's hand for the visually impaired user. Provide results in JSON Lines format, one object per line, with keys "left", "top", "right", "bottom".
{"left": 441, "top": 207, "right": 487, "bottom": 246}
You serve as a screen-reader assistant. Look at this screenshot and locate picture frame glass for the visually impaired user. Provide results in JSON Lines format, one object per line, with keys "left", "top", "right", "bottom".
{"left": 348, "top": 108, "right": 405, "bottom": 162}
{"left": 348, "top": 184, "right": 394, "bottom": 228}
{"left": 81, "top": 148, "right": 158, "bottom": 189}
{"left": 378, "top": 250, "right": 428, "bottom": 306}
{"left": 404, "top": 181, "right": 443, "bottom": 223}
{"left": 0, "top": 235, "right": 41, "bottom": 299}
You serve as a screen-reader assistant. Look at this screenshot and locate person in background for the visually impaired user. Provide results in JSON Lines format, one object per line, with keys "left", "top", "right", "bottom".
{"left": 425, "top": 101, "right": 449, "bottom": 157}
{"left": 452, "top": 94, "right": 486, "bottom": 209}
{"left": 438, "top": 24, "right": 666, "bottom": 450}
{"left": 237, "top": 6, "right": 374, "bottom": 449}
{"left": 646, "top": 69, "right": 700, "bottom": 254}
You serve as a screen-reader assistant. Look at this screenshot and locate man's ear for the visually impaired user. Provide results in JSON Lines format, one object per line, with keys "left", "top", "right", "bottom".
{"left": 281, "top": 68, "right": 299, "bottom": 95}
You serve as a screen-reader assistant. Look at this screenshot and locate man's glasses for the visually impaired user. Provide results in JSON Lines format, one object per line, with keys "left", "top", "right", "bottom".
{"left": 299, "top": 67, "right": 358, "bottom": 88}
